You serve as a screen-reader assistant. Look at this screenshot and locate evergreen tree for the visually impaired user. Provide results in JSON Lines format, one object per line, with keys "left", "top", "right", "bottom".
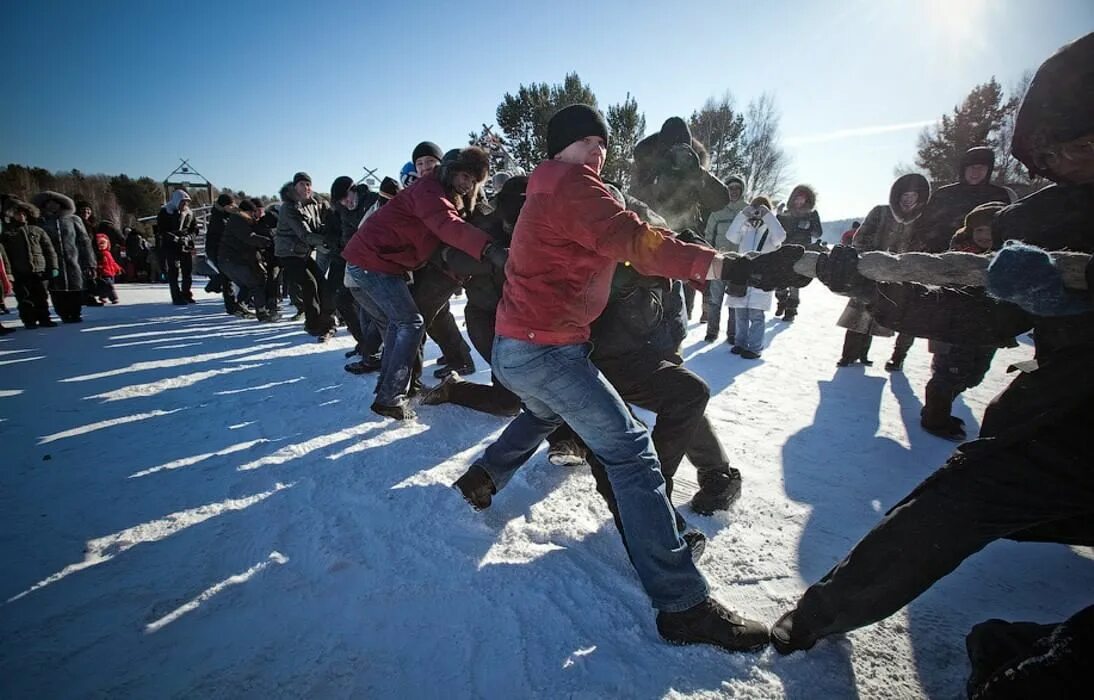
{"left": 688, "top": 93, "right": 746, "bottom": 181}
{"left": 495, "top": 73, "right": 599, "bottom": 171}
{"left": 602, "top": 93, "right": 645, "bottom": 188}
{"left": 915, "top": 77, "right": 1013, "bottom": 184}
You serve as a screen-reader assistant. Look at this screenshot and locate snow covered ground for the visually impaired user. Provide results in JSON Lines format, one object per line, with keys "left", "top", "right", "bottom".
{"left": 2, "top": 282, "right": 1091, "bottom": 699}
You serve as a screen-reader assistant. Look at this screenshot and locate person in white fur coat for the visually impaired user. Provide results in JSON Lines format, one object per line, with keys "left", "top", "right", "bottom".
{"left": 724, "top": 196, "right": 786, "bottom": 358}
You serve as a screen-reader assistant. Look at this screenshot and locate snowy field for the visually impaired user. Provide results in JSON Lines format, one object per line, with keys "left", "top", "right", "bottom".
{"left": 2, "top": 281, "right": 1092, "bottom": 699}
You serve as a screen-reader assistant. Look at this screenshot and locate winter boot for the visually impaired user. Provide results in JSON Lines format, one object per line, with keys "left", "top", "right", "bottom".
{"left": 739, "top": 349, "right": 761, "bottom": 360}
{"left": 921, "top": 387, "right": 965, "bottom": 441}
{"left": 454, "top": 464, "right": 496, "bottom": 510}
{"left": 434, "top": 361, "right": 475, "bottom": 379}
{"left": 771, "top": 608, "right": 819, "bottom": 655}
{"left": 548, "top": 438, "right": 587, "bottom": 467}
{"left": 774, "top": 301, "right": 785, "bottom": 318}
{"left": 681, "top": 528, "right": 707, "bottom": 562}
{"left": 782, "top": 309, "right": 796, "bottom": 323}
{"left": 345, "top": 359, "right": 381, "bottom": 375}
{"left": 420, "top": 374, "right": 463, "bottom": 406}
{"left": 690, "top": 469, "right": 743, "bottom": 516}
{"left": 657, "top": 598, "right": 769, "bottom": 653}
{"left": 370, "top": 400, "right": 415, "bottom": 421}
{"left": 884, "top": 359, "right": 903, "bottom": 372}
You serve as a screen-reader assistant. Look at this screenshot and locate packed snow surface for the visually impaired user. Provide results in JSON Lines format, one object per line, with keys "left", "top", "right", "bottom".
{"left": 2, "top": 283, "right": 1091, "bottom": 698}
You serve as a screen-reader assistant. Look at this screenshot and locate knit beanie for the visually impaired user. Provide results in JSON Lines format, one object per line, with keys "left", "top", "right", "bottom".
{"left": 292, "top": 171, "right": 312, "bottom": 185}
{"left": 546, "top": 104, "right": 609, "bottom": 159}
{"left": 216, "top": 193, "right": 234, "bottom": 206}
{"left": 330, "top": 176, "right": 354, "bottom": 202}
{"left": 412, "top": 141, "right": 444, "bottom": 163}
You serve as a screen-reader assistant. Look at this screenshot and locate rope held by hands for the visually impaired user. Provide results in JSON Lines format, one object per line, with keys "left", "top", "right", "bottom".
{"left": 793, "top": 249, "right": 1090, "bottom": 290}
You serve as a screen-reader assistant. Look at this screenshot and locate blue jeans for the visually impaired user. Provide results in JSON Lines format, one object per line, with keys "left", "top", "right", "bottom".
{"left": 704, "top": 280, "right": 735, "bottom": 339}
{"left": 734, "top": 307, "right": 765, "bottom": 353}
{"left": 479, "top": 336, "right": 709, "bottom": 612}
{"left": 347, "top": 265, "right": 422, "bottom": 406}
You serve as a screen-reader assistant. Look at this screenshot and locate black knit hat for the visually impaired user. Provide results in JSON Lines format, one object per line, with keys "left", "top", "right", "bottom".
{"left": 292, "top": 171, "right": 312, "bottom": 185}
{"left": 238, "top": 199, "right": 257, "bottom": 213}
{"left": 378, "top": 176, "right": 400, "bottom": 199}
{"left": 330, "top": 176, "right": 354, "bottom": 202}
{"left": 216, "top": 193, "right": 234, "bottom": 206}
{"left": 961, "top": 146, "right": 995, "bottom": 169}
{"left": 439, "top": 146, "right": 491, "bottom": 183}
{"left": 412, "top": 141, "right": 444, "bottom": 163}
{"left": 547, "top": 104, "right": 609, "bottom": 159}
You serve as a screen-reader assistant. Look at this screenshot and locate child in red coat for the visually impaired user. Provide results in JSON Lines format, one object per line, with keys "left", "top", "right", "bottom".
{"left": 95, "top": 233, "right": 122, "bottom": 304}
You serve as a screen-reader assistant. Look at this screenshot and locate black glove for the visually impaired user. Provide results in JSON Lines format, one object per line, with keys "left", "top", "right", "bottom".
{"left": 815, "top": 245, "right": 871, "bottom": 296}
{"left": 1086, "top": 254, "right": 1094, "bottom": 305}
{"left": 674, "top": 228, "right": 708, "bottom": 246}
{"left": 483, "top": 243, "right": 509, "bottom": 270}
{"left": 721, "top": 245, "right": 811, "bottom": 291}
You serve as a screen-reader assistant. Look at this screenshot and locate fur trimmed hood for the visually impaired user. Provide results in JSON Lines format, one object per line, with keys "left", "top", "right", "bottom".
{"left": 5, "top": 197, "right": 40, "bottom": 220}
{"left": 888, "top": 173, "right": 931, "bottom": 223}
{"left": 633, "top": 117, "right": 712, "bottom": 170}
{"left": 958, "top": 147, "right": 996, "bottom": 184}
{"left": 31, "top": 190, "right": 76, "bottom": 217}
{"left": 439, "top": 146, "right": 491, "bottom": 184}
{"left": 786, "top": 184, "right": 817, "bottom": 214}
{"left": 279, "top": 182, "right": 297, "bottom": 203}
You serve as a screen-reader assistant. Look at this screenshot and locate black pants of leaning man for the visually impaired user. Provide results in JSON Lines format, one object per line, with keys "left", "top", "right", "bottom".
{"left": 556, "top": 355, "right": 735, "bottom": 543}
{"left": 14, "top": 276, "right": 53, "bottom": 326}
{"left": 410, "top": 264, "right": 474, "bottom": 377}
{"left": 283, "top": 256, "right": 334, "bottom": 336}
{"left": 786, "top": 395, "right": 1094, "bottom": 643}
{"left": 165, "top": 251, "right": 193, "bottom": 302}
{"left": 220, "top": 259, "right": 276, "bottom": 315}
{"left": 325, "top": 256, "right": 365, "bottom": 347}
{"left": 440, "top": 305, "right": 522, "bottom": 416}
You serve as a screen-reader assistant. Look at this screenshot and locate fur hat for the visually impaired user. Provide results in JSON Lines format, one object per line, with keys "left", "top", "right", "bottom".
{"left": 439, "top": 146, "right": 491, "bottom": 183}
{"left": 546, "top": 104, "right": 609, "bottom": 159}
{"left": 330, "top": 176, "right": 354, "bottom": 203}
{"left": 5, "top": 197, "right": 39, "bottom": 219}
{"left": 215, "top": 193, "right": 234, "bottom": 207}
{"left": 379, "top": 176, "right": 401, "bottom": 199}
{"left": 412, "top": 141, "right": 444, "bottom": 163}
{"left": 74, "top": 199, "right": 92, "bottom": 211}
{"left": 958, "top": 201, "right": 1005, "bottom": 234}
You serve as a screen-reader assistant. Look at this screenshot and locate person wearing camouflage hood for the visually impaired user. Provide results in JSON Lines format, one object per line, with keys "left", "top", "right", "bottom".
{"left": 33, "top": 190, "right": 97, "bottom": 322}
{"left": 0, "top": 198, "right": 59, "bottom": 328}
{"left": 775, "top": 184, "right": 823, "bottom": 322}
{"left": 770, "top": 36, "right": 1094, "bottom": 695}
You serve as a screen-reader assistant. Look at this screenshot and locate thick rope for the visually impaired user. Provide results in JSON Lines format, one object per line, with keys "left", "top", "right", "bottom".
{"left": 793, "top": 250, "right": 1090, "bottom": 290}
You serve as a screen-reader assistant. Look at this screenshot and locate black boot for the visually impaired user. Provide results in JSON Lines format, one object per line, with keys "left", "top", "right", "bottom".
{"left": 657, "top": 598, "right": 769, "bottom": 653}
{"left": 921, "top": 386, "right": 965, "bottom": 441}
{"left": 690, "top": 469, "right": 742, "bottom": 515}
{"left": 454, "top": 464, "right": 496, "bottom": 510}
{"left": 370, "top": 400, "right": 415, "bottom": 421}
{"left": 771, "top": 608, "right": 819, "bottom": 655}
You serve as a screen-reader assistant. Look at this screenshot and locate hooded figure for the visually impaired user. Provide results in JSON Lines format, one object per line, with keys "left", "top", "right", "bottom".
{"left": 157, "top": 189, "right": 198, "bottom": 304}
{"left": 0, "top": 198, "right": 58, "bottom": 328}
{"left": 905, "top": 147, "right": 1015, "bottom": 253}
{"left": 835, "top": 173, "right": 933, "bottom": 366}
{"left": 33, "top": 190, "right": 97, "bottom": 321}
{"left": 773, "top": 184, "right": 822, "bottom": 320}
{"left": 771, "top": 36, "right": 1094, "bottom": 696}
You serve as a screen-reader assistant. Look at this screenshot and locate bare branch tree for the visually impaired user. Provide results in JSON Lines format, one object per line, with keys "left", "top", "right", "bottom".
{"left": 742, "top": 93, "right": 792, "bottom": 200}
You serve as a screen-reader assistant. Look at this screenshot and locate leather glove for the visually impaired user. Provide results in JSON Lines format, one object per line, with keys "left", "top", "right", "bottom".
{"left": 483, "top": 243, "right": 509, "bottom": 270}
{"left": 722, "top": 244, "right": 811, "bottom": 291}
{"left": 815, "top": 245, "right": 871, "bottom": 296}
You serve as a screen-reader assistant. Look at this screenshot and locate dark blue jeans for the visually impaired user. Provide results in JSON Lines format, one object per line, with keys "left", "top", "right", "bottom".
{"left": 347, "top": 265, "right": 423, "bottom": 406}
{"left": 479, "top": 336, "right": 709, "bottom": 612}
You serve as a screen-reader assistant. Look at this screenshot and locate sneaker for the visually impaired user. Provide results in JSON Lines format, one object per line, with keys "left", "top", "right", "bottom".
{"left": 547, "top": 438, "right": 587, "bottom": 467}
{"left": 681, "top": 529, "right": 707, "bottom": 562}
{"left": 657, "top": 598, "right": 769, "bottom": 653}
{"left": 690, "top": 469, "right": 742, "bottom": 515}
{"left": 434, "top": 362, "right": 475, "bottom": 379}
{"left": 345, "top": 359, "right": 381, "bottom": 375}
{"left": 420, "top": 373, "right": 463, "bottom": 405}
{"left": 370, "top": 400, "right": 415, "bottom": 421}
{"left": 730, "top": 345, "right": 743, "bottom": 355}
{"left": 884, "top": 359, "right": 903, "bottom": 372}
{"left": 454, "top": 464, "right": 496, "bottom": 510}
{"left": 739, "top": 349, "right": 761, "bottom": 360}
{"left": 770, "top": 608, "right": 818, "bottom": 655}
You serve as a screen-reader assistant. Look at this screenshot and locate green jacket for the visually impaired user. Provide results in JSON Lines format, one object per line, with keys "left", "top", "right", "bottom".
{"left": 1, "top": 223, "right": 58, "bottom": 277}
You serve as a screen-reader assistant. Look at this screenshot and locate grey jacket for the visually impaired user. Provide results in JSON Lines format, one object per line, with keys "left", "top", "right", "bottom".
{"left": 274, "top": 182, "right": 330, "bottom": 258}
{"left": 32, "top": 191, "right": 95, "bottom": 291}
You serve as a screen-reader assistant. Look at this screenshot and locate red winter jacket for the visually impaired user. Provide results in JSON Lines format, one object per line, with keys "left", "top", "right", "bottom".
{"left": 342, "top": 173, "right": 491, "bottom": 275}
{"left": 496, "top": 160, "right": 715, "bottom": 345}
{"left": 96, "top": 234, "right": 123, "bottom": 277}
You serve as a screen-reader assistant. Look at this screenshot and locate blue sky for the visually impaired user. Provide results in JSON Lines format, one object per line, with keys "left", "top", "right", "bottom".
{"left": 2, "top": 1, "right": 1091, "bottom": 219}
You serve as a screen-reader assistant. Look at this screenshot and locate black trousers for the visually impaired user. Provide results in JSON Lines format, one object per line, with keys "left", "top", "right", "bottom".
{"left": 442, "top": 306, "right": 522, "bottom": 416}
{"left": 50, "top": 289, "right": 83, "bottom": 321}
{"left": 890, "top": 332, "right": 915, "bottom": 362}
{"left": 840, "top": 330, "right": 874, "bottom": 362}
{"left": 220, "top": 259, "right": 276, "bottom": 313}
{"left": 326, "top": 257, "right": 365, "bottom": 346}
{"left": 165, "top": 251, "right": 193, "bottom": 301}
{"left": 13, "top": 275, "right": 52, "bottom": 326}
{"left": 283, "top": 256, "right": 333, "bottom": 336}
{"left": 789, "top": 402, "right": 1094, "bottom": 642}
{"left": 410, "top": 265, "right": 473, "bottom": 375}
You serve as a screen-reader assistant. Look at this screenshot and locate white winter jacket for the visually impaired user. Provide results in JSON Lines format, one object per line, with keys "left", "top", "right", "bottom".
{"left": 724, "top": 209, "right": 786, "bottom": 311}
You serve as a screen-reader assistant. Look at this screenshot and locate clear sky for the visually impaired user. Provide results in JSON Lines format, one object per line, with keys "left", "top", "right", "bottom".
{"left": 2, "top": 0, "right": 1091, "bottom": 219}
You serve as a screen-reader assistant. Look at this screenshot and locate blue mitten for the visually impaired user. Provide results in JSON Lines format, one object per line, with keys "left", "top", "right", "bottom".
{"left": 987, "top": 242, "right": 1091, "bottom": 317}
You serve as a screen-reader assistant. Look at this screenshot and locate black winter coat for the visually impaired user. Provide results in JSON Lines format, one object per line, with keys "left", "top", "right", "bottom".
{"left": 220, "top": 211, "right": 273, "bottom": 266}
{"left": 204, "top": 204, "right": 232, "bottom": 262}
{"left": 157, "top": 207, "right": 198, "bottom": 255}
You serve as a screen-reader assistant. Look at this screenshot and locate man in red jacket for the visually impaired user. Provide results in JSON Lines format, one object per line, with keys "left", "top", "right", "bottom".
{"left": 453, "top": 104, "right": 809, "bottom": 653}
{"left": 342, "top": 146, "right": 506, "bottom": 420}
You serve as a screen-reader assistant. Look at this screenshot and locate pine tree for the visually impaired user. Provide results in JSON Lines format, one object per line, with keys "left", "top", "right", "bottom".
{"left": 602, "top": 93, "right": 646, "bottom": 188}
{"left": 688, "top": 93, "right": 746, "bottom": 182}
{"left": 495, "top": 73, "right": 599, "bottom": 171}
{"left": 915, "top": 77, "right": 1012, "bottom": 184}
